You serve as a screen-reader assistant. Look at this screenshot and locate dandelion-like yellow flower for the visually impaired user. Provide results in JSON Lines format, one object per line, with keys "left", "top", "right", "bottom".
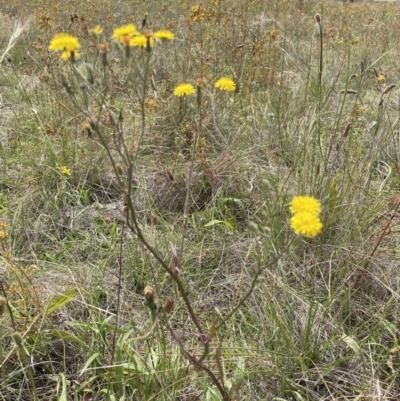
{"left": 59, "top": 166, "right": 71, "bottom": 176}
{"left": 215, "top": 77, "right": 236, "bottom": 92}
{"left": 90, "top": 25, "right": 103, "bottom": 35}
{"left": 290, "top": 196, "right": 321, "bottom": 216}
{"left": 112, "top": 24, "right": 138, "bottom": 43}
{"left": 130, "top": 34, "right": 155, "bottom": 48}
{"left": 174, "top": 83, "right": 195, "bottom": 96}
{"left": 153, "top": 30, "right": 175, "bottom": 41}
{"left": 49, "top": 33, "right": 81, "bottom": 52}
{"left": 290, "top": 212, "right": 323, "bottom": 238}
{"left": 49, "top": 33, "right": 81, "bottom": 61}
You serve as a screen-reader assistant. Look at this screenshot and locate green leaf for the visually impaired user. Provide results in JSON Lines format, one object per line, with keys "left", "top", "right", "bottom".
{"left": 234, "top": 356, "right": 246, "bottom": 390}
{"left": 206, "top": 387, "right": 222, "bottom": 401}
{"left": 79, "top": 353, "right": 102, "bottom": 376}
{"left": 57, "top": 373, "right": 68, "bottom": 401}
{"left": 204, "top": 219, "right": 234, "bottom": 232}
{"left": 46, "top": 288, "right": 76, "bottom": 316}
{"left": 49, "top": 329, "right": 86, "bottom": 346}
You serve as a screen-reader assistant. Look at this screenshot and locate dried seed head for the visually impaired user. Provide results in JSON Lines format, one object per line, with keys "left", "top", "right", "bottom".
{"left": 0, "top": 297, "right": 6, "bottom": 317}
{"left": 339, "top": 89, "right": 358, "bottom": 95}
{"left": 343, "top": 123, "right": 352, "bottom": 138}
{"left": 144, "top": 286, "right": 155, "bottom": 302}
{"left": 360, "top": 60, "right": 365, "bottom": 73}
{"left": 382, "top": 84, "right": 396, "bottom": 96}
{"left": 315, "top": 13, "right": 321, "bottom": 23}
{"left": 162, "top": 297, "right": 175, "bottom": 314}
{"left": 116, "top": 164, "right": 124, "bottom": 176}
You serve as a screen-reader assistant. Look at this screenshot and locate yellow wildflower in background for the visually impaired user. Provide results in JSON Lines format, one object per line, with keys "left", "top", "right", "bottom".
{"left": 290, "top": 212, "right": 323, "bottom": 238}
{"left": 59, "top": 166, "right": 71, "bottom": 176}
{"left": 130, "top": 34, "right": 154, "bottom": 48}
{"left": 153, "top": 30, "right": 175, "bottom": 41}
{"left": 290, "top": 196, "right": 321, "bottom": 216}
{"left": 90, "top": 25, "right": 103, "bottom": 35}
{"left": 112, "top": 24, "right": 138, "bottom": 43}
{"left": 215, "top": 77, "right": 236, "bottom": 92}
{"left": 48, "top": 33, "right": 80, "bottom": 60}
{"left": 377, "top": 73, "right": 385, "bottom": 83}
{"left": 60, "top": 50, "right": 80, "bottom": 61}
{"left": 174, "top": 83, "right": 195, "bottom": 96}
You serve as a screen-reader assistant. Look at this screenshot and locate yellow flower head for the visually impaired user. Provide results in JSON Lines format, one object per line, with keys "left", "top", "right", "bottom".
{"left": 377, "top": 73, "right": 385, "bottom": 83}
{"left": 290, "top": 212, "right": 323, "bottom": 237}
{"left": 112, "top": 24, "right": 138, "bottom": 43}
{"left": 59, "top": 166, "right": 71, "bottom": 176}
{"left": 215, "top": 77, "right": 236, "bottom": 92}
{"left": 174, "top": 83, "right": 195, "bottom": 96}
{"left": 153, "top": 30, "right": 175, "bottom": 41}
{"left": 130, "top": 34, "right": 155, "bottom": 48}
{"left": 49, "top": 33, "right": 81, "bottom": 52}
{"left": 90, "top": 25, "right": 103, "bottom": 35}
{"left": 290, "top": 196, "right": 321, "bottom": 216}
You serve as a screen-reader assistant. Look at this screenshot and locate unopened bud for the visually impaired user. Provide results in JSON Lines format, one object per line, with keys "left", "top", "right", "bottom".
{"left": 0, "top": 297, "right": 6, "bottom": 317}
{"left": 116, "top": 164, "right": 124, "bottom": 176}
{"left": 99, "top": 43, "right": 109, "bottom": 66}
{"left": 12, "top": 332, "right": 23, "bottom": 348}
{"left": 162, "top": 297, "right": 175, "bottom": 314}
{"left": 142, "top": 12, "right": 148, "bottom": 29}
{"left": 82, "top": 122, "right": 92, "bottom": 138}
{"left": 315, "top": 13, "right": 321, "bottom": 23}
{"left": 144, "top": 286, "right": 155, "bottom": 302}
{"left": 144, "top": 30, "right": 153, "bottom": 53}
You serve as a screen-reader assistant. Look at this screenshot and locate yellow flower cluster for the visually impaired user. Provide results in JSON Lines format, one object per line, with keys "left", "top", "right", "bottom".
{"left": 49, "top": 24, "right": 174, "bottom": 61}
{"left": 112, "top": 24, "right": 174, "bottom": 49}
{"left": 48, "top": 33, "right": 81, "bottom": 61}
{"left": 289, "top": 196, "right": 322, "bottom": 238}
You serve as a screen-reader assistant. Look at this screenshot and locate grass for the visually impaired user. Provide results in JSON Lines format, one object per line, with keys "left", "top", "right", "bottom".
{"left": 1, "top": 0, "right": 400, "bottom": 399}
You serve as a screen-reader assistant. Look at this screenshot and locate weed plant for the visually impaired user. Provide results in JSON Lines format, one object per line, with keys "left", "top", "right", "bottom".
{"left": 1, "top": 0, "right": 400, "bottom": 400}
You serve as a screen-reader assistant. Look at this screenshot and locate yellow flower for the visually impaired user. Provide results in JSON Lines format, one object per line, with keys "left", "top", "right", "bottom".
{"left": 59, "top": 166, "right": 71, "bottom": 176}
{"left": 60, "top": 50, "right": 80, "bottom": 61}
{"left": 130, "top": 34, "right": 154, "bottom": 48}
{"left": 112, "top": 24, "right": 138, "bottom": 43}
{"left": 377, "top": 73, "right": 385, "bottom": 83}
{"left": 290, "top": 212, "right": 323, "bottom": 237}
{"left": 290, "top": 196, "right": 321, "bottom": 216}
{"left": 153, "top": 30, "right": 175, "bottom": 41}
{"left": 49, "top": 33, "right": 81, "bottom": 52}
{"left": 215, "top": 77, "right": 236, "bottom": 92}
{"left": 174, "top": 83, "right": 195, "bottom": 96}
{"left": 90, "top": 25, "right": 103, "bottom": 35}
